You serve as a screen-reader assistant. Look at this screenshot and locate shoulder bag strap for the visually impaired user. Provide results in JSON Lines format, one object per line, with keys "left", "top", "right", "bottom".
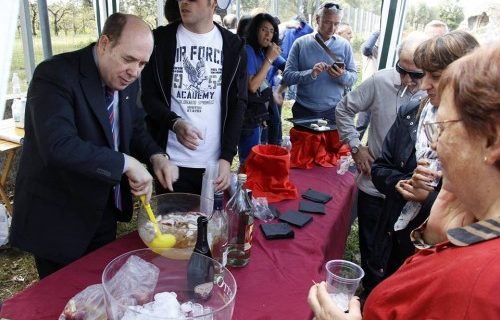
{"left": 314, "top": 33, "right": 340, "bottom": 64}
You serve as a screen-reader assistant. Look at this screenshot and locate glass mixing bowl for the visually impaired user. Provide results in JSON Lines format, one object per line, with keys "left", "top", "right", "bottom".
{"left": 137, "top": 193, "right": 204, "bottom": 260}
{"left": 102, "top": 248, "right": 237, "bottom": 319}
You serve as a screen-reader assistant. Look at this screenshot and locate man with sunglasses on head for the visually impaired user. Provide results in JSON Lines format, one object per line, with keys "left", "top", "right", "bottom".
{"left": 283, "top": 2, "right": 357, "bottom": 120}
{"left": 141, "top": 0, "right": 247, "bottom": 195}
{"left": 335, "top": 31, "right": 428, "bottom": 298}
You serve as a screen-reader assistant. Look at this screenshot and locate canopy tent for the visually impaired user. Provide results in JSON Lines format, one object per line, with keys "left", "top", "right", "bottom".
{"left": 3, "top": 0, "right": 406, "bottom": 118}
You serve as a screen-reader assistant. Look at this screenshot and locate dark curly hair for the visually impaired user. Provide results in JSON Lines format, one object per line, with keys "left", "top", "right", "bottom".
{"left": 245, "top": 13, "right": 280, "bottom": 52}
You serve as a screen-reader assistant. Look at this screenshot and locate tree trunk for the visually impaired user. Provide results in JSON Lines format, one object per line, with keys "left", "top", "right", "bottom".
{"left": 30, "top": 5, "right": 38, "bottom": 36}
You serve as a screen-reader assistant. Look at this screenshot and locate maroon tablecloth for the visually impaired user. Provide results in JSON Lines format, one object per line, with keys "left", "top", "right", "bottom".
{"left": 0, "top": 167, "right": 355, "bottom": 320}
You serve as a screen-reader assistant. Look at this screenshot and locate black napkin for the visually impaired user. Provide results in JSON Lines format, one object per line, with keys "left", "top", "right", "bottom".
{"left": 299, "top": 200, "right": 326, "bottom": 214}
{"left": 302, "top": 188, "right": 332, "bottom": 204}
{"left": 279, "top": 211, "right": 313, "bottom": 228}
{"left": 260, "top": 223, "right": 295, "bottom": 240}
{"left": 268, "top": 205, "right": 281, "bottom": 218}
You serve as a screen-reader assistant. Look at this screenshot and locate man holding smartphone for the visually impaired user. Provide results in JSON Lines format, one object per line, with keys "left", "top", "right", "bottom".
{"left": 283, "top": 2, "right": 357, "bottom": 120}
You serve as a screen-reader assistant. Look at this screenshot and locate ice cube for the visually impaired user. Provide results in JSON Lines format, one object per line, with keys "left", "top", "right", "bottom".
{"left": 191, "top": 303, "right": 204, "bottom": 316}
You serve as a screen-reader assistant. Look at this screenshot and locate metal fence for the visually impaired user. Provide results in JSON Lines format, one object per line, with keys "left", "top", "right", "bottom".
{"left": 341, "top": 6, "right": 381, "bottom": 36}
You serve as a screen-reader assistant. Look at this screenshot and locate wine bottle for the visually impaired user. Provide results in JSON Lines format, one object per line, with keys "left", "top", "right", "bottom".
{"left": 226, "top": 174, "right": 254, "bottom": 267}
{"left": 187, "top": 216, "right": 214, "bottom": 301}
{"left": 208, "top": 191, "right": 229, "bottom": 268}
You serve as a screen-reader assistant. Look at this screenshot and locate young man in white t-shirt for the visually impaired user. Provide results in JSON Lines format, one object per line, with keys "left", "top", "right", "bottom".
{"left": 141, "top": 0, "right": 247, "bottom": 195}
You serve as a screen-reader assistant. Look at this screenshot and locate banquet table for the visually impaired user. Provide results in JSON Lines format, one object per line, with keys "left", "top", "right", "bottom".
{"left": 0, "top": 118, "right": 24, "bottom": 215}
{"left": 0, "top": 166, "right": 356, "bottom": 320}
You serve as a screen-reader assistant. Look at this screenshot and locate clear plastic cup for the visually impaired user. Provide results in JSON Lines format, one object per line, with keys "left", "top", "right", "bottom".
{"left": 325, "top": 260, "right": 364, "bottom": 312}
{"left": 427, "top": 159, "right": 442, "bottom": 187}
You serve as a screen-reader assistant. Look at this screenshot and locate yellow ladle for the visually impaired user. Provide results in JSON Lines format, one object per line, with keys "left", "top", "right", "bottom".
{"left": 140, "top": 195, "right": 176, "bottom": 249}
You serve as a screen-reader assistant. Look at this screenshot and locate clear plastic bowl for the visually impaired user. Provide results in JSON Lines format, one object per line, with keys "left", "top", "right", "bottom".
{"left": 137, "top": 193, "right": 204, "bottom": 260}
{"left": 102, "top": 248, "right": 237, "bottom": 319}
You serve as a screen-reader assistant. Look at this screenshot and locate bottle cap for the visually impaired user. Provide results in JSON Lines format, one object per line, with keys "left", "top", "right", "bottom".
{"left": 197, "top": 216, "right": 208, "bottom": 224}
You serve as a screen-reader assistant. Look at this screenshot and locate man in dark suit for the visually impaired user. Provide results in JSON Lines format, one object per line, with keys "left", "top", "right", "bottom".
{"left": 9, "top": 13, "right": 176, "bottom": 279}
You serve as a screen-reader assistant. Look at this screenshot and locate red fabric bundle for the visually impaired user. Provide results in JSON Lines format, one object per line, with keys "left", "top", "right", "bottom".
{"left": 289, "top": 127, "right": 350, "bottom": 169}
{"left": 244, "top": 144, "right": 298, "bottom": 203}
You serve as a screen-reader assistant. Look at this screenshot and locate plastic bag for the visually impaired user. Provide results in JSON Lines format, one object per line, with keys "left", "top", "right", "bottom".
{"left": 59, "top": 284, "right": 106, "bottom": 320}
{"left": 109, "top": 255, "right": 159, "bottom": 303}
{"left": 252, "top": 197, "right": 275, "bottom": 222}
{"left": 106, "top": 255, "right": 160, "bottom": 318}
{"left": 0, "top": 205, "right": 10, "bottom": 246}
{"left": 337, "top": 155, "right": 355, "bottom": 175}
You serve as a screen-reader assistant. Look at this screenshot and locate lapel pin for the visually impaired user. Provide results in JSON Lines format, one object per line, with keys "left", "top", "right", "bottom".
{"left": 125, "top": 96, "right": 129, "bottom": 100}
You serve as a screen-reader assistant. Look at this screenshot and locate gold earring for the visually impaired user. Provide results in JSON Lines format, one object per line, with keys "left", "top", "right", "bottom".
{"left": 484, "top": 156, "right": 488, "bottom": 162}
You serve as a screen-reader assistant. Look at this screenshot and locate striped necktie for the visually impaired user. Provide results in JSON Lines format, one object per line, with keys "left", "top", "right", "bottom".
{"left": 105, "top": 87, "right": 122, "bottom": 211}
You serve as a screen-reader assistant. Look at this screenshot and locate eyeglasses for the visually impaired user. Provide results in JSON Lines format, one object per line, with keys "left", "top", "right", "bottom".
{"left": 260, "top": 27, "right": 275, "bottom": 34}
{"left": 320, "top": 2, "right": 342, "bottom": 12}
{"left": 395, "top": 61, "right": 424, "bottom": 81}
{"left": 423, "top": 119, "right": 462, "bottom": 144}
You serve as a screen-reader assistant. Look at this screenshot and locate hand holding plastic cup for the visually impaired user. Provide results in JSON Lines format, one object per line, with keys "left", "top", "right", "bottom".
{"left": 427, "top": 159, "right": 442, "bottom": 187}
{"left": 325, "top": 260, "right": 364, "bottom": 312}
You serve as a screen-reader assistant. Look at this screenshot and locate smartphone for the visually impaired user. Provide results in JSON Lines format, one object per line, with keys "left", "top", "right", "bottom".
{"left": 331, "top": 62, "right": 345, "bottom": 70}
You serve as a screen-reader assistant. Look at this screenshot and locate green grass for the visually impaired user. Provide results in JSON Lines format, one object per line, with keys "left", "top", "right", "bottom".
{"left": 10, "top": 34, "right": 96, "bottom": 92}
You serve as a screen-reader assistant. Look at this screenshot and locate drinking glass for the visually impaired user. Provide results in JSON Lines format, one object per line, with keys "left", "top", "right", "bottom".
{"left": 325, "top": 260, "right": 364, "bottom": 312}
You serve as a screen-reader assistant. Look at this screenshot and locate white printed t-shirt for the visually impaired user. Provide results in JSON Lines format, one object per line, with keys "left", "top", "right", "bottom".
{"left": 167, "top": 24, "right": 223, "bottom": 168}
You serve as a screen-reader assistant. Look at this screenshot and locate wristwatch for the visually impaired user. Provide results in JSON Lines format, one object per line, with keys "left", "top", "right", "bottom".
{"left": 350, "top": 142, "right": 361, "bottom": 155}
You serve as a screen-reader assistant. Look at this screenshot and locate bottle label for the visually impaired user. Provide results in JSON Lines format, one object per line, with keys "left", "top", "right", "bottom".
{"left": 243, "top": 224, "right": 254, "bottom": 251}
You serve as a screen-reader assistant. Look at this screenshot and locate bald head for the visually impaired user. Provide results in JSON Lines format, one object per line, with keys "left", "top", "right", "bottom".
{"left": 96, "top": 13, "right": 153, "bottom": 91}
{"left": 101, "top": 13, "right": 152, "bottom": 48}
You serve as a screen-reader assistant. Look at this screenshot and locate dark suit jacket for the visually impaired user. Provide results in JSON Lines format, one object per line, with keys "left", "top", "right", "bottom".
{"left": 10, "top": 44, "right": 162, "bottom": 264}
{"left": 370, "top": 99, "right": 439, "bottom": 280}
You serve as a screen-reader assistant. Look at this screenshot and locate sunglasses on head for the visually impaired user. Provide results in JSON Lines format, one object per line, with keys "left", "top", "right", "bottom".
{"left": 321, "top": 2, "right": 342, "bottom": 11}
{"left": 395, "top": 61, "right": 424, "bottom": 80}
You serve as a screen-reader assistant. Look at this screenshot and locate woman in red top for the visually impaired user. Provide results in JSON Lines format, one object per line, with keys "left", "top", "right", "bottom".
{"left": 308, "top": 43, "right": 500, "bottom": 320}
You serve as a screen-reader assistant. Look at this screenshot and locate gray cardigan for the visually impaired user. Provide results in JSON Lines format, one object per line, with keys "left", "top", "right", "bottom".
{"left": 335, "top": 68, "right": 425, "bottom": 197}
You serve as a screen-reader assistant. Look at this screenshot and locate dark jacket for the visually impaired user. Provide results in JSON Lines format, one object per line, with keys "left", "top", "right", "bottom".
{"left": 141, "top": 21, "right": 248, "bottom": 163}
{"left": 10, "top": 45, "right": 162, "bottom": 264}
{"left": 369, "top": 99, "right": 439, "bottom": 281}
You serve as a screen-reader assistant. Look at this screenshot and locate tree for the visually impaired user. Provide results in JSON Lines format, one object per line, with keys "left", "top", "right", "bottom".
{"left": 438, "top": 0, "right": 464, "bottom": 30}
{"left": 121, "top": 0, "right": 157, "bottom": 29}
{"left": 29, "top": 1, "right": 38, "bottom": 36}
{"left": 48, "top": 1, "right": 71, "bottom": 36}
{"left": 405, "top": 2, "right": 437, "bottom": 31}
{"left": 341, "top": 0, "right": 382, "bottom": 15}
